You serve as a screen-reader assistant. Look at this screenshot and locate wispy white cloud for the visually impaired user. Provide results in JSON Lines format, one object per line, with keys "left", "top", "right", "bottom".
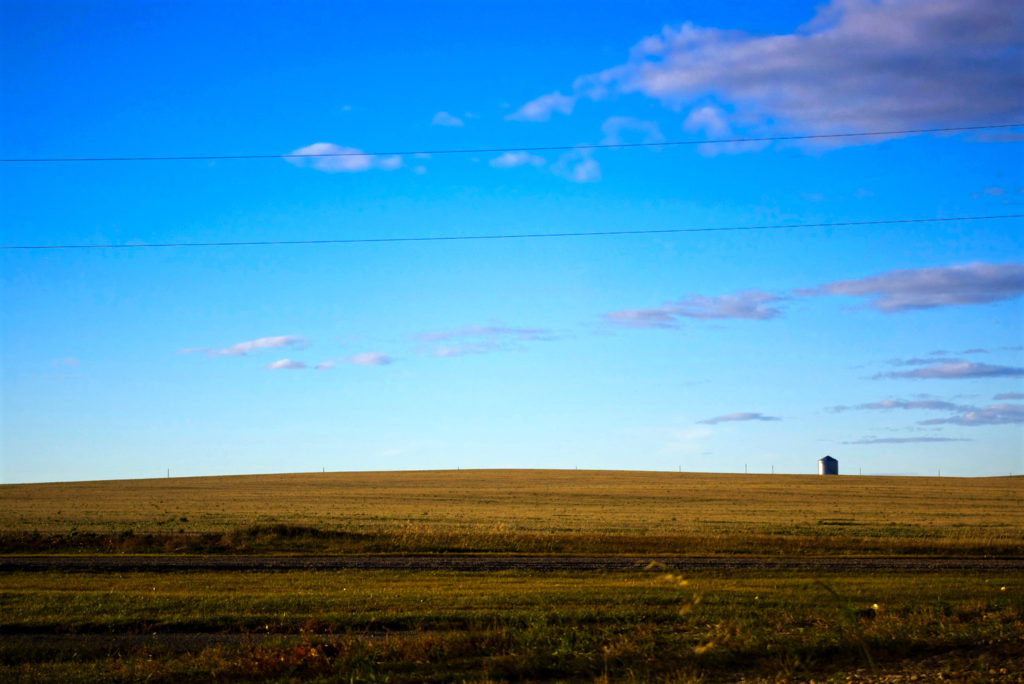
{"left": 888, "top": 357, "right": 963, "bottom": 367}
{"left": 315, "top": 352, "right": 393, "bottom": 368}
{"left": 420, "top": 325, "right": 553, "bottom": 342}
{"left": 874, "top": 361, "right": 1024, "bottom": 380}
{"left": 182, "top": 335, "right": 307, "bottom": 358}
{"left": 510, "top": 1, "right": 1021, "bottom": 152}
{"left": 831, "top": 395, "right": 1024, "bottom": 426}
{"left": 844, "top": 436, "right": 971, "bottom": 445}
{"left": 888, "top": 350, "right": 989, "bottom": 366}
{"left": 419, "top": 324, "right": 555, "bottom": 357}
{"left": 682, "top": 105, "right": 768, "bottom": 155}
{"left": 552, "top": 150, "right": 601, "bottom": 183}
{"left": 683, "top": 105, "right": 730, "bottom": 137}
{"left": 431, "top": 342, "right": 502, "bottom": 358}
{"left": 919, "top": 403, "right": 1024, "bottom": 426}
{"left": 603, "top": 308, "right": 679, "bottom": 329}
{"left": 971, "top": 186, "right": 1024, "bottom": 200}
{"left": 506, "top": 91, "right": 576, "bottom": 122}
{"left": 431, "top": 111, "right": 464, "bottom": 127}
{"left": 829, "top": 398, "right": 970, "bottom": 412}
{"left": 266, "top": 359, "right": 306, "bottom": 370}
{"left": 348, "top": 352, "right": 393, "bottom": 366}
{"left": 994, "top": 392, "right": 1024, "bottom": 400}
{"left": 698, "top": 412, "right": 780, "bottom": 425}
{"left": 286, "top": 143, "right": 402, "bottom": 173}
{"left": 809, "top": 262, "right": 1024, "bottom": 312}
{"left": 671, "top": 291, "right": 783, "bottom": 320}
{"left": 600, "top": 116, "right": 664, "bottom": 145}
{"left": 605, "top": 261, "right": 1023, "bottom": 333}
{"left": 489, "top": 151, "right": 546, "bottom": 168}
{"left": 604, "top": 291, "right": 783, "bottom": 328}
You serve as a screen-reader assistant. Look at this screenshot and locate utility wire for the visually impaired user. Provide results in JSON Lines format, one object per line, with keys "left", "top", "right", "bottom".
{"left": 3, "top": 214, "right": 1020, "bottom": 251}
{"left": 1, "top": 124, "right": 1020, "bottom": 163}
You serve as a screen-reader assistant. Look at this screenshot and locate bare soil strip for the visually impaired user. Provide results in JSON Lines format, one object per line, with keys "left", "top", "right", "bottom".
{"left": 2, "top": 554, "right": 1022, "bottom": 573}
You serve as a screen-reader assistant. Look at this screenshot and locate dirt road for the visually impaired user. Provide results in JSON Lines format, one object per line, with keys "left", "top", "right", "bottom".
{"left": 3, "top": 554, "right": 1022, "bottom": 573}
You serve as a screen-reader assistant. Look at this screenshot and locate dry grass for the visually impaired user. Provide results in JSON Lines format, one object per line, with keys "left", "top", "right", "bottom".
{"left": 1, "top": 568, "right": 1021, "bottom": 682}
{"left": 1, "top": 470, "right": 1021, "bottom": 555}
{"left": 2, "top": 470, "right": 1022, "bottom": 681}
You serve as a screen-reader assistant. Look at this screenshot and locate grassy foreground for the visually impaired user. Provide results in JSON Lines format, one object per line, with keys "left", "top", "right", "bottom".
{"left": 2, "top": 470, "right": 1022, "bottom": 681}
{"left": 2, "top": 568, "right": 1022, "bottom": 682}
{"left": 2, "top": 470, "right": 1022, "bottom": 555}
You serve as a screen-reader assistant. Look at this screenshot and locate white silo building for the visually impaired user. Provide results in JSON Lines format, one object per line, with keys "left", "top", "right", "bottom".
{"left": 818, "top": 455, "right": 838, "bottom": 475}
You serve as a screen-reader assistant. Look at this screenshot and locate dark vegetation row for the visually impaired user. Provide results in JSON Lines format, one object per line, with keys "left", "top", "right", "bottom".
{"left": 1, "top": 524, "right": 1019, "bottom": 556}
{"left": 2, "top": 623, "right": 1021, "bottom": 683}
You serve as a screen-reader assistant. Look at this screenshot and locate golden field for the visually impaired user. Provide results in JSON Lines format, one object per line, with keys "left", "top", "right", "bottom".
{"left": 2, "top": 470, "right": 1022, "bottom": 681}
{"left": 2, "top": 469, "right": 1021, "bottom": 555}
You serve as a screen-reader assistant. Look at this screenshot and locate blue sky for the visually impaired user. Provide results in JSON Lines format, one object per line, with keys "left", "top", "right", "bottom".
{"left": 2, "top": 0, "right": 1022, "bottom": 483}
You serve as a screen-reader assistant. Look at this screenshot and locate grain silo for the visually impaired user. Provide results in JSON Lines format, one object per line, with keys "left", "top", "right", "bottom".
{"left": 818, "top": 455, "right": 838, "bottom": 475}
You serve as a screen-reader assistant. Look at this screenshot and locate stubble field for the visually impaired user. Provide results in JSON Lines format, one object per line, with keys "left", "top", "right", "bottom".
{"left": 2, "top": 469, "right": 1021, "bottom": 555}
{"left": 1, "top": 469, "right": 1021, "bottom": 682}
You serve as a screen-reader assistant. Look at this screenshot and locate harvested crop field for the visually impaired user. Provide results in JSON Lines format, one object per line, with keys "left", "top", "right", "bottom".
{"left": 2, "top": 469, "right": 1021, "bottom": 556}
{"left": 2, "top": 470, "right": 1022, "bottom": 681}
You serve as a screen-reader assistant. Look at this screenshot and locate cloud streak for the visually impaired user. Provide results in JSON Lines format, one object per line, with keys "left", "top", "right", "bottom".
{"left": 506, "top": 91, "right": 576, "bottom": 122}
{"left": 490, "top": 151, "right": 545, "bottom": 168}
{"left": 182, "top": 335, "right": 307, "bottom": 358}
{"left": 830, "top": 399, "right": 970, "bottom": 412}
{"left": 419, "top": 324, "right": 555, "bottom": 357}
{"left": 698, "top": 412, "right": 780, "bottom": 425}
{"left": 812, "top": 262, "right": 1024, "bottom": 312}
{"left": 843, "top": 437, "right": 971, "bottom": 445}
{"left": 682, "top": 105, "right": 769, "bottom": 155}
{"left": 286, "top": 143, "right": 402, "bottom": 173}
{"left": 875, "top": 362, "right": 1024, "bottom": 380}
{"left": 607, "top": 262, "right": 1023, "bottom": 332}
{"left": 831, "top": 395, "right": 1024, "bottom": 426}
{"left": 605, "top": 291, "right": 783, "bottom": 328}
{"left": 316, "top": 352, "right": 394, "bottom": 368}
{"left": 348, "top": 352, "right": 393, "bottom": 366}
{"left": 432, "top": 342, "right": 502, "bottom": 358}
{"left": 600, "top": 116, "right": 664, "bottom": 145}
{"left": 551, "top": 150, "right": 601, "bottom": 183}
{"left": 888, "top": 357, "right": 963, "bottom": 367}
{"left": 266, "top": 359, "right": 306, "bottom": 370}
{"left": 420, "top": 325, "right": 553, "bottom": 342}
{"left": 919, "top": 403, "right": 1024, "bottom": 426}
{"left": 994, "top": 392, "right": 1024, "bottom": 400}
{"left": 431, "top": 111, "right": 463, "bottom": 127}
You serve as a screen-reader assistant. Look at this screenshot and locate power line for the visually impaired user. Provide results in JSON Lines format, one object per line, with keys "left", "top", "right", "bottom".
{"left": 2, "top": 124, "right": 1020, "bottom": 163}
{"left": 3, "top": 214, "right": 1020, "bottom": 251}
